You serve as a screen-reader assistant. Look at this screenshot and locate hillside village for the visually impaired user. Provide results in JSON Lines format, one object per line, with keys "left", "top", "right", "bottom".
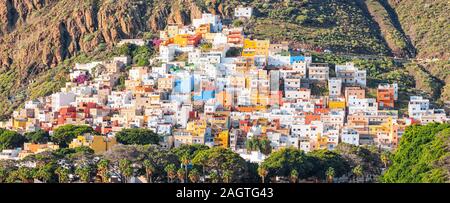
{"left": 0, "top": 10, "right": 448, "bottom": 163}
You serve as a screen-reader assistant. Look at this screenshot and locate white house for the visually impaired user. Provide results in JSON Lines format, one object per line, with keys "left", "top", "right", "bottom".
{"left": 234, "top": 7, "right": 253, "bottom": 18}
{"left": 192, "top": 13, "right": 222, "bottom": 32}
{"left": 328, "top": 78, "right": 342, "bottom": 97}
{"left": 335, "top": 63, "right": 367, "bottom": 87}
{"left": 408, "top": 96, "right": 429, "bottom": 119}
{"left": 51, "top": 92, "right": 76, "bottom": 112}
{"left": 341, "top": 127, "right": 359, "bottom": 146}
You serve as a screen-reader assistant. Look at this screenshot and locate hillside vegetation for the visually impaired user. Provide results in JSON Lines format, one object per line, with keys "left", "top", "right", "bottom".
{"left": 381, "top": 123, "right": 450, "bottom": 183}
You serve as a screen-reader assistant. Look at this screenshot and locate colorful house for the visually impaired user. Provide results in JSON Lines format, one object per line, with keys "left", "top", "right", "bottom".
{"left": 69, "top": 135, "right": 117, "bottom": 154}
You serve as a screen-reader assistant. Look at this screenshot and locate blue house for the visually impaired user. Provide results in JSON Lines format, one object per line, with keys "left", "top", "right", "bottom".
{"left": 290, "top": 55, "right": 306, "bottom": 64}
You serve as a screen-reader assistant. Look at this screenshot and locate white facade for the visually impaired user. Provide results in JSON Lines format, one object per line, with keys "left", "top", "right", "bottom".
{"left": 328, "top": 78, "right": 342, "bottom": 97}
{"left": 234, "top": 7, "right": 253, "bottom": 18}
{"left": 51, "top": 92, "right": 76, "bottom": 112}
{"left": 192, "top": 13, "right": 222, "bottom": 32}
{"left": 335, "top": 63, "right": 367, "bottom": 87}
{"left": 159, "top": 45, "right": 176, "bottom": 63}
{"left": 348, "top": 98, "right": 378, "bottom": 114}
{"left": 408, "top": 96, "right": 430, "bottom": 119}
{"left": 341, "top": 128, "right": 359, "bottom": 146}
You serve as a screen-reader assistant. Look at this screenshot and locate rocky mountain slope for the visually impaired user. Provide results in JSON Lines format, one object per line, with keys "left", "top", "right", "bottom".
{"left": 0, "top": 0, "right": 448, "bottom": 119}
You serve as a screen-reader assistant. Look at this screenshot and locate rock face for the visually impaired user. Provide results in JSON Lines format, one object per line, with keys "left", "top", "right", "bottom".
{"left": 0, "top": 0, "right": 210, "bottom": 73}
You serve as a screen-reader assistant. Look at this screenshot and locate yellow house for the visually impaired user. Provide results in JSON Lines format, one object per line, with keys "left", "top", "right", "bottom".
{"left": 244, "top": 39, "right": 257, "bottom": 49}
{"left": 329, "top": 100, "right": 346, "bottom": 109}
{"left": 215, "top": 130, "right": 229, "bottom": 148}
{"left": 186, "top": 120, "right": 207, "bottom": 137}
{"left": 368, "top": 117, "right": 399, "bottom": 147}
{"left": 69, "top": 135, "right": 117, "bottom": 154}
{"left": 242, "top": 49, "right": 256, "bottom": 57}
{"left": 243, "top": 39, "right": 270, "bottom": 56}
{"left": 255, "top": 40, "right": 270, "bottom": 56}
{"left": 174, "top": 34, "right": 190, "bottom": 47}
{"left": 12, "top": 118, "right": 28, "bottom": 130}
{"left": 314, "top": 134, "right": 329, "bottom": 150}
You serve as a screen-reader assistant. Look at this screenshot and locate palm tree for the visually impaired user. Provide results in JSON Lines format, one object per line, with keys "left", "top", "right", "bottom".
{"left": 189, "top": 169, "right": 200, "bottom": 183}
{"left": 209, "top": 171, "right": 220, "bottom": 183}
{"left": 75, "top": 165, "right": 93, "bottom": 183}
{"left": 180, "top": 155, "right": 190, "bottom": 183}
{"left": 0, "top": 167, "right": 8, "bottom": 183}
{"left": 352, "top": 165, "right": 364, "bottom": 183}
{"left": 6, "top": 170, "right": 19, "bottom": 183}
{"left": 17, "top": 167, "right": 35, "bottom": 183}
{"left": 119, "top": 159, "right": 133, "bottom": 183}
{"left": 164, "top": 164, "right": 177, "bottom": 183}
{"left": 96, "top": 159, "right": 110, "bottom": 183}
{"left": 257, "top": 166, "right": 268, "bottom": 183}
{"left": 177, "top": 168, "right": 186, "bottom": 183}
{"left": 143, "top": 160, "right": 155, "bottom": 183}
{"left": 55, "top": 167, "right": 70, "bottom": 183}
{"left": 326, "top": 167, "right": 335, "bottom": 183}
{"left": 381, "top": 152, "right": 389, "bottom": 169}
{"left": 34, "top": 166, "right": 53, "bottom": 183}
{"left": 290, "top": 169, "right": 299, "bottom": 183}
{"left": 223, "top": 170, "right": 233, "bottom": 183}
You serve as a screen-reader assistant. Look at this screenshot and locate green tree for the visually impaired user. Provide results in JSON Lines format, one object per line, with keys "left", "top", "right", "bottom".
{"left": 223, "top": 170, "right": 233, "bottom": 183}
{"left": 143, "top": 160, "right": 155, "bottom": 183}
{"left": 192, "top": 147, "right": 247, "bottom": 182}
{"left": 119, "top": 159, "right": 133, "bottom": 183}
{"left": 97, "top": 159, "right": 110, "bottom": 183}
{"left": 0, "top": 167, "right": 8, "bottom": 183}
{"left": 188, "top": 168, "right": 200, "bottom": 183}
{"left": 308, "top": 149, "right": 351, "bottom": 181}
{"left": 164, "top": 164, "right": 177, "bottom": 183}
{"left": 260, "top": 148, "right": 314, "bottom": 181}
{"left": 34, "top": 162, "right": 56, "bottom": 183}
{"left": 232, "top": 19, "right": 243, "bottom": 27}
{"left": 55, "top": 167, "right": 70, "bottom": 183}
{"left": 75, "top": 165, "right": 94, "bottom": 183}
{"left": 51, "top": 125, "right": 95, "bottom": 147}
{"left": 177, "top": 168, "right": 186, "bottom": 183}
{"left": 352, "top": 165, "right": 363, "bottom": 183}
{"left": 0, "top": 129, "right": 25, "bottom": 150}
{"left": 290, "top": 169, "right": 299, "bottom": 183}
{"left": 257, "top": 165, "right": 269, "bottom": 183}
{"left": 381, "top": 123, "right": 450, "bottom": 183}
{"left": 24, "top": 129, "right": 50, "bottom": 144}
{"left": 380, "top": 151, "right": 390, "bottom": 169}
{"left": 200, "top": 43, "right": 213, "bottom": 52}
{"left": 209, "top": 171, "right": 220, "bottom": 183}
{"left": 326, "top": 167, "right": 335, "bottom": 183}
{"left": 17, "top": 167, "right": 35, "bottom": 183}
{"left": 116, "top": 128, "right": 160, "bottom": 145}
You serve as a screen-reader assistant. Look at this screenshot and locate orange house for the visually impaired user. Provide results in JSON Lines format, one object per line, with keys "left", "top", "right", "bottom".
{"left": 377, "top": 88, "right": 395, "bottom": 108}
{"left": 216, "top": 91, "right": 233, "bottom": 108}
{"left": 305, "top": 113, "right": 321, "bottom": 124}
